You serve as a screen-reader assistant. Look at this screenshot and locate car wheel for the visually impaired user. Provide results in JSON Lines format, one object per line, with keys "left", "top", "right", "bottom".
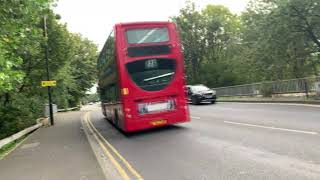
{"left": 210, "top": 100, "right": 216, "bottom": 104}
{"left": 192, "top": 96, "right": 199, "bottom": 105}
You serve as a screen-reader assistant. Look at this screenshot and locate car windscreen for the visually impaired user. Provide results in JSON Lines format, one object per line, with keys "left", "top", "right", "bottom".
{"left": 126, "top": 58, "right": 176, "bottom": 91}
{"left": 191, "top": 85, "right": 210, "bottom": 92}
{"left": 126, "top": 28, "right": 169, "bottom": 44}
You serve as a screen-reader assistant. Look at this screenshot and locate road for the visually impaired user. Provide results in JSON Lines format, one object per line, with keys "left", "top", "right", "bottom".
{"left": 87, "top": 102, "right": 320, "bottom": 180}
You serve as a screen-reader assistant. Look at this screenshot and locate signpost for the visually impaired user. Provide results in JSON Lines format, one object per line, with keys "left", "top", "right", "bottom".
{"left": 43, "top": 16, "right": 54, "bottom": 126}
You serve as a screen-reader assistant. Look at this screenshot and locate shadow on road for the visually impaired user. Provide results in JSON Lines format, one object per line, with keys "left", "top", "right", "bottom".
{"left": 124, "top": 125, "right": 188, "bottom": 138}
{"left": 188, "top": 102, "right": 216, "bottom": 106}
{"left": 103, "top": 118, "right": 188, "bottom": 138}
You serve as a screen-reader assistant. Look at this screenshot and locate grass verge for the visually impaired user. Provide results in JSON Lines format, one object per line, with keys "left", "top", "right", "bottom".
{"left": 0, "top": 135, "right": 28, "bottom": 160}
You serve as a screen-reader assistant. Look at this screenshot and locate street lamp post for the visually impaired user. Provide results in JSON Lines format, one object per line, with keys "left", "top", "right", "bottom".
{"left": 43, "top": 15, "right": 54, "bottom": 126}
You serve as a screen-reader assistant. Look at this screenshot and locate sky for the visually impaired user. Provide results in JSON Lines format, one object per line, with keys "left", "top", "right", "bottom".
{"left": 54, "top": 0, "right": 249, "bottom": 94}
{"left": 54, "top": 0, "right": 249, "bottom": 50}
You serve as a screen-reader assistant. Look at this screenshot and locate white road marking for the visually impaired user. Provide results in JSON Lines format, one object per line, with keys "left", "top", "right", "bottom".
{"left": 222, "top": 102, "right": 320, "bottom": 108}
{"left": 224, "top": 121, "right": 318, "bottom": 135}
{"left": 191, "top": 116, "right": 201, "bottom": 119}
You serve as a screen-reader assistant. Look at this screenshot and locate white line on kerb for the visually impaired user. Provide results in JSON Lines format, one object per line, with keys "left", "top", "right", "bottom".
{"left": 224, "top": 121, "right": 318, "bottom": 135}
{"left": 191, "top": 116, "right": 201, "bottom": 119}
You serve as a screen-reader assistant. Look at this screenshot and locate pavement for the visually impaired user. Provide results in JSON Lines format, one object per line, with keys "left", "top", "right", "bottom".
{"left": 89, "top": 102, "right": 320, "bottom": 180}
{"left": 0, "top": 111, "right": 105, "bottom": 180}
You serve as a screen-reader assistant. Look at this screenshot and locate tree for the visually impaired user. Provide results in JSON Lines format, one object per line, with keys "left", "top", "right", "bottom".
{"left": 0, "top": 0, "right": 52, "bottom": 138}
{"left": 0, "top": 0, "right": 98, "bottom": 138}
{"left": 241, "top": 0, "right": 320, "bottom": 81}
{"left": 0, "top": 0, "right": 51, "bottom": 99}
{"left": 286, "top": 0, "right": 320, "bottom": 51}
{"left": 172, "top": 2, "right": 242, "bottom": 86}
{"left": 54, "top": 34, "right": 98, "bottom": 108}
{"left": 171, "top": 2, "right": 206, "bottom": 83}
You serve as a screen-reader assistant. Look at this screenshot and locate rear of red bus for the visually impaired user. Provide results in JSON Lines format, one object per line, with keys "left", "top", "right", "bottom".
{"left": 116, "top": 22, "right": 190, "bottom": 132}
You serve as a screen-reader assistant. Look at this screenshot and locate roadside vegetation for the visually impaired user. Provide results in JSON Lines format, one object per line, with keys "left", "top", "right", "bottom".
{"left": 0, "top": 135, "right": 27, "bottom": 159}
{"left": 172, "top": 0, "right": 320, "bottom": 87}
{"left": 82, "top": 93, "right": 100, "bottom": 105}
{"left": 0, "top": 1, "right": 97, "bottom": 138}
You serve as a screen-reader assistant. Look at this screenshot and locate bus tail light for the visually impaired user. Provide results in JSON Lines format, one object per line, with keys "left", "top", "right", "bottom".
{"left": 138, "top": 99, "right": 176, "bottom": 115}
{"left": 121, "top": 88, "right": 129, "bottom": 95}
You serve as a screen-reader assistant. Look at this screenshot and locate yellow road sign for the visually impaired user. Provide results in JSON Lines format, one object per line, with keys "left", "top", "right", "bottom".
{"left": 41, "top": 80, "right": 57, "bottom": 87}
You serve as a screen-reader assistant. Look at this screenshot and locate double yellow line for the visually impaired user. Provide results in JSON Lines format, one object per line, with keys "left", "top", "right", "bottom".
{"left": 84, "top": 112, "right": 143, "bottom": 180}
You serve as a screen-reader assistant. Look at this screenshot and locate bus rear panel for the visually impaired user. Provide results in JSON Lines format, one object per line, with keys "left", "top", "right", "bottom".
{"left": 98, "top": 22, "right": 190, "bottom": 132}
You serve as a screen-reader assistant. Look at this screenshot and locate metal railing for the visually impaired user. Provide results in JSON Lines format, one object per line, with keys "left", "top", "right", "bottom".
{"left": 212, "top": 76, "right": 320, "bottom": 97}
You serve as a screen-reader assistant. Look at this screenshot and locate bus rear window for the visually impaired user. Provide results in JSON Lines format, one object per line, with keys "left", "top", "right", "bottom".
{"left": 126, "top": 28, "right": 169, "bottom": 44}
{"left": 126, "top": 58, "right": 176, "bottom": 91}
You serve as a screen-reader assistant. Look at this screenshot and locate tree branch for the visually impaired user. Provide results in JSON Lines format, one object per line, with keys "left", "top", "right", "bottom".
{"left": 290, "top": 5, "right": 320, "bottom": 51}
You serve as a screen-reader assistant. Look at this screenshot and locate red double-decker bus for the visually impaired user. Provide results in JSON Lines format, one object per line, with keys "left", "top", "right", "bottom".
{"left": 97, "top": 22, "right": 189, "bottom": 132}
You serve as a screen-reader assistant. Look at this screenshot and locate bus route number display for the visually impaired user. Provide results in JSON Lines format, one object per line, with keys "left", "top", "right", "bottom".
{"left": 145, "top": 59, "right": 158, "bottom": 69}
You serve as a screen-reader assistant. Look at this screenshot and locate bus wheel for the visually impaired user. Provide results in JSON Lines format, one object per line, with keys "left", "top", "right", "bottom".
{"left": 114, "top": 109, "right": 119, "bottom": 127}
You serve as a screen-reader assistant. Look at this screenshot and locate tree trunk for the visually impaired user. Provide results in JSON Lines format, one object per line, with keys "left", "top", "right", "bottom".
{"left": 4, "top": 93, "right": 10, "bottom": 106}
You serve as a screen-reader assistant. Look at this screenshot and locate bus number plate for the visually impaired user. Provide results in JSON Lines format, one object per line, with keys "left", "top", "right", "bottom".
{"left": 146, "top": 102, "right": 168, "bottom": 112}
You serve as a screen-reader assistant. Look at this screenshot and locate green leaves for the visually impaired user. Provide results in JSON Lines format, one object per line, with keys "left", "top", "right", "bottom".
{"left": 242, "top": 0, "right": 320, "bottom": 80}
{"left": 0, "top": 0, "right": 97, "bottom": 108}
{"left": 173, "top": 0, "right": 320, "bottom": 87}
{"left": 0, "top": 0, "right": 98, "bottom": 139}
{"left": 0, "top": 44, "right": 24, "bottom": 92}
{"left": 53, "top": 33, "right": 98, "bottom": 108}
{"left": 0, "top": 0, "right": 51, "bottom": 93}
{"left": 172, "top": 2, "right": 242, "bottom": 86}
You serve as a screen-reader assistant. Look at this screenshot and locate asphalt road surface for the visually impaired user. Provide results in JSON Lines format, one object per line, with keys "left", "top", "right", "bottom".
{"left": 89, "top": 103, "right": 320, "bottom": 180}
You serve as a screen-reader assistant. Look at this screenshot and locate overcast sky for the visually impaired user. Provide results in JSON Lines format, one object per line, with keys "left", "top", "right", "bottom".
{"left": 54, "top": 0, "right": 248, "bottom": 94}
{"left": 54, "top": 0, "right": 249, "bottom": 50}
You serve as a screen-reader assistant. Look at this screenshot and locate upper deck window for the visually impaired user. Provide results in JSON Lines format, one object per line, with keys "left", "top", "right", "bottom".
{"left": 126, "top": 28, "right": 169, "bottom": 44}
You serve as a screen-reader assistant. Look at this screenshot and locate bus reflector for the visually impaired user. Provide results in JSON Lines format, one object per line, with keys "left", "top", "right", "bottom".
{"left": 122, "top": 88, "right": 129, "bottom": 95}
{"left": 150, "top": 119, "right": 167, "bottom": 126}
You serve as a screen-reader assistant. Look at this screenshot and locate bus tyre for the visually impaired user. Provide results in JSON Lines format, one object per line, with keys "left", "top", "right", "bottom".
{"left": 114, "top": 109, "right": 119, "bottom": 128}
{"left": 192, "top": 96, "right": 199, "bottom": 105}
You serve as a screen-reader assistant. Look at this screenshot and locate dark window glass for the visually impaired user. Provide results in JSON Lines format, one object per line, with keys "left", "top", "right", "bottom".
{"left": 97, "top": 47, "right": 106, "bottom": 71}
{"left": 127, "top": 45, "right": 171, "bottom": 57}
{"left": 126, "top": 28, "right": 169, "bottom": 44}
{"left": 100, "top": 84, "right": 120, "bottom": 103}
{"left": 98, "top": 30, "right": 120, "bottom": 101}
{"left": 126, "top": 58, "right": 176, "bottom": 91}
{"left": 105, "top": 30, "right": 115, "bottom": 64}
{"left": 98, "top": 30, "right": 115, "bottom": 73}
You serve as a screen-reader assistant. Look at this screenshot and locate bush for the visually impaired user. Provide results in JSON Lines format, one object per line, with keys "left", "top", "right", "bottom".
{"left": 0, "top": 105, "right": 36, "bottom": 139}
